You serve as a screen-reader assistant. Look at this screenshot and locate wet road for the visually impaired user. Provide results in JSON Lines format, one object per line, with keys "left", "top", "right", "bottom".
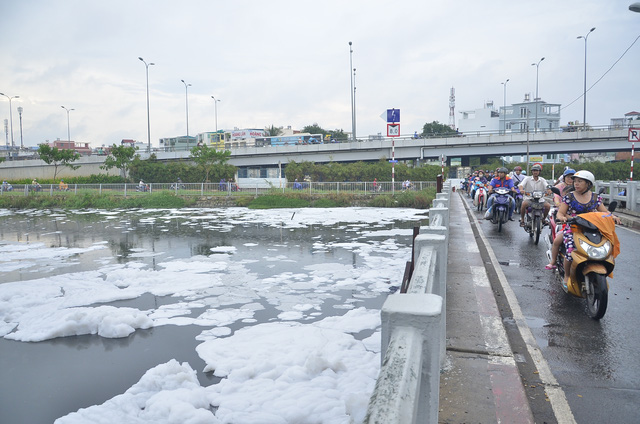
{"left": 465, "top": 196, "right": 640, "bottom": 423}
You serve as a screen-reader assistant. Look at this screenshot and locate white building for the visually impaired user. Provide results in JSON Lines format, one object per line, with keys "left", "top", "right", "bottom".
{"left": 457, "top": 101, "right": 500, "bottom": 134}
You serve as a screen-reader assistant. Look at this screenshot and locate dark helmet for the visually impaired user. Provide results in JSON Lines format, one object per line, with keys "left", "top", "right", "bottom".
{"left": 514, "top": 166, "right": 522, "bottom": 172}
{"left": 498, "top": 167, "right": 508, "bottom": 174}
{"left": 531, "top": 164, "right": 542, "bottom": 171}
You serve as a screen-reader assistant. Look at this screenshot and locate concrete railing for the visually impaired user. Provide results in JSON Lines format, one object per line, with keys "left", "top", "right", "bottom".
{"left": 594, "top": 180, "right": 640, "bottom": 213}
{"left": 365, "top": 181, "right": 451, "bottom": 424}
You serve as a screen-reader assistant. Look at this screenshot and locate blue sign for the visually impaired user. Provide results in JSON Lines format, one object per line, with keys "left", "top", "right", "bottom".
{"left": 388, "top": 159, "right": 398, "bottom": 163}
{"left": 387, "top": 109, "right": 400, "bottom": 123}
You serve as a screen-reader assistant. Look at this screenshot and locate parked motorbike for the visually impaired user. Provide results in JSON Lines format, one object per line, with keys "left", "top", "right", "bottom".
{"left": 488, "top": 187, "right": 511, "bottom": 232}
{"left": 550, "top": 191, "right": 618, "bottom": 320}
{"left": 523, "top": 190, "right": 546, "bottom": 244}
{"left": 473, "top": 182, "right": 487, "bottom": 212}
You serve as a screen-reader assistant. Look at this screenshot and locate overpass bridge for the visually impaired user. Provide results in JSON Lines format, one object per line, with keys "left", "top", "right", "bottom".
{"left": 0, "top": 128, "right": 631, "bottom": 180}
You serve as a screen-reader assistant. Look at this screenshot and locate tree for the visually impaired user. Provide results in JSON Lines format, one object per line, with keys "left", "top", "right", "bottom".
{"left": 101, "top": 144, "right": 138, "bottom": 180}
{"left": 266, "top": 125, "right": 283, "bottom": 136}
{"left": 301, "top": 124, "right": 348, "bottom": 141}
{"left": 190, "top": 144, "right": 231, "bottom": 182}
{"left": 37, "top": 144, "right": 81, "bottom": 179}
{"left": 421, "top": 121, "right": 457, "bottom": 138}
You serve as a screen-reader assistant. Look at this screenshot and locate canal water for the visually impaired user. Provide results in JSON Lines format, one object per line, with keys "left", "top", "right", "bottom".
{"left": 0, "top": 207, "right": 428, "bottom": 423}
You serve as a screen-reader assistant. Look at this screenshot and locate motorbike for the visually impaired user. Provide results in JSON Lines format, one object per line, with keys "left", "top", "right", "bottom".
{"left": 513, "top": 187, "right": 524, "bottom": 213}
{"left": 549, "top": 188, "right": 618, "bottom": 320}
{"left": 473, "top": 182, "right": 487, "bottom": 212}
{"left": 136, "top": 184, "right": 150, "bottom": 192}
{"left": 488, "top": 187, "right": 511, "bottom": 232}
{"left": 523, "top": 190, "right": 546, "bottom": 244}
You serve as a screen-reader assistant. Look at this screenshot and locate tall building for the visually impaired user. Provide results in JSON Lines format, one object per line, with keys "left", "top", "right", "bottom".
{"left": 500, "top": 93, "right": 560, "bottom": 133}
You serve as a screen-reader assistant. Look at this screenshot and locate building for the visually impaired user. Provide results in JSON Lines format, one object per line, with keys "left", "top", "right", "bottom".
{"left": 49, "top": 139, "right": 92, "bottom": 155}
{"left": 500, "top": 94, "right": 561, "bottom": 133}
{"left": 457, "top": 101, "right": 500, "bottom": 134}
{"left": 610, "top": 111, "right": 640, "bottom": 129}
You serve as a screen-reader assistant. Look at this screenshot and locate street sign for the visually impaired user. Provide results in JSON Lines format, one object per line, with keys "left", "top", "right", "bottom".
{"left": 386, "top": 109, "right": 400, "bottom": 123}
{"left": 387, "top": 123, "right": 400, "bottom": 137}
{"left": 629, "top": 128, "right": 640, "bottom": 142}
{"left": 388, "top": 159, "right": 398, "bottom": 163}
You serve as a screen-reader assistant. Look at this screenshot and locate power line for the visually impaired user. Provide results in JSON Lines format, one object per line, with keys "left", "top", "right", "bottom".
{"left": 561, "top": 34, "right": 640, "bottom": 112}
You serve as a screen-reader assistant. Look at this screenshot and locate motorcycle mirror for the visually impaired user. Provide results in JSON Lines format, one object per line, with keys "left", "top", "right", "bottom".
{"left": 549, "top": 186, "right": 561, "bottom": 196}
{"left": 608, "top": 201, "right": 618, "bottom": 213}
{"left": 598, "top": 187, "right": 606, "bottom": 195}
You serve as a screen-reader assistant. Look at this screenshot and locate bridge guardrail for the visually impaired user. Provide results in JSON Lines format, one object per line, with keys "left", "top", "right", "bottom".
{"left": 365, "top": 181, "right": 451, "bottom": 424}
{"left": 594, "top": 180, "right": 639, "bottom": 213}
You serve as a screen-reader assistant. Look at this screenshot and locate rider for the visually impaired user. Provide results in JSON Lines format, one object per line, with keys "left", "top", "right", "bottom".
{"left": 555, "top": 170, "right": 621, "bottom": 288}
{"left": 470, "top": 170, "right": 488, "bottom": 200}
{"left": 510, "top": 166, "right": 526, "bottom": 187}
{"left": 545, "top": 168, "right": 576, "bottom": 270}
{"left": 518, "top": 164, "right": 550, "bottom": 227}
{"left": 484, "top": 167, "right": 516, "bottom": 220}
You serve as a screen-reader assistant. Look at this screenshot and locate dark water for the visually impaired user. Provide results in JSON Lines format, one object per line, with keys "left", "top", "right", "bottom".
{"left": 0, "top": 208, "right": 425, "bottom": 423}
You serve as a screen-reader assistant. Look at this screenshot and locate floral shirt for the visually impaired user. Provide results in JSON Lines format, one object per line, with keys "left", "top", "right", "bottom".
{"left": 562, "top": 192, "right": 602, "bottom": 217}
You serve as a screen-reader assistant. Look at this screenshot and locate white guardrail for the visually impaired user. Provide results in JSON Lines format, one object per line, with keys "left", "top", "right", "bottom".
{"left": 364, "top": 181, "right": 451, "bottom": 423}
{"left": 594, "top": 180, "right": 640, "bottom": 213}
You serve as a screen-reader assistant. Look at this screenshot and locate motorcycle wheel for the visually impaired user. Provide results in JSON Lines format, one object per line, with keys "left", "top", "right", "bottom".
{"left": 534, "top": 216, "right": 541, "bottom": 245}
{"left": 516, "top": 198, "right": 522, "bottom": 214}
{"left": 477, "top": 197, "right": 483, "bottom": 212}
{"left": 585, "top": 272, "right": 608, "bottom": 320}
{"left": 498, "top": 210, "right": 504, "bottom": 232}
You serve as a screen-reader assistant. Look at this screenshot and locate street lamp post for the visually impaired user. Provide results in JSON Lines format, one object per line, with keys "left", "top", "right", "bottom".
{"left": 139, "top": 57, "right": 155, "bottom": 153}
{"left": 349, "top": 42, "right": 356, "bottom": 142}
{"left": 211, "top": 96, "right": 220, "bottom": 133}
{"left": 501, "top": 79, "right": 509, "bottom": 134}
{"left": 578, "top": 27, "right": 596, "bottom": 132}
{"left": 17, "top": 106, "right": 23, "bottom": 148}
{"left": 531, "top": 57, "right": 544, "bottom": 133}
{"left": 181, "top": 79, "right": 192, "bottom": 137}
{"left": 61, "top": 106, "right": 74, "bottom": 142}
{"left": 0, "top": 93, "right": 19, "bottom": 148}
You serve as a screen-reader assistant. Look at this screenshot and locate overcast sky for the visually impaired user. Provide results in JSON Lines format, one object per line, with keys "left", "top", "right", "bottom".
{"left": 1, "top": 0, "right": 639, "bottom": 148}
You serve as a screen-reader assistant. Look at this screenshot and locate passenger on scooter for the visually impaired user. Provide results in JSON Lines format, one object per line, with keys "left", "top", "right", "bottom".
{"left": 545, "top": 169, "right": 576, "bottom": 269}
{"left": 470, "top": 171, "right": 487, "bottom": 199}
{"left": 554, "top": 170, "right": 621, "bottom": 288}
{"left": 484, "top": 167, "right": 516, "bottom": 220}
{"left": 518, "top": 164, "right": 550, "bottom": 227}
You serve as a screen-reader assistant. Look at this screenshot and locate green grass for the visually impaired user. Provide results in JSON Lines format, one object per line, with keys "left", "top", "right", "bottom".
{"left": 0, "top": 192, "right": 195, "bottom": 209}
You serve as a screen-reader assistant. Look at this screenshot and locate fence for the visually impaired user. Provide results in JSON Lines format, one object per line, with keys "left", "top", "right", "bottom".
{"left": 364, "top": 182, "right": 451, "bottom": 424}
{"left": 594, "top": 180, "right": 640, "bottom": 213}
{"left": 0, "top": 181, "right": 436, "bottom": 197}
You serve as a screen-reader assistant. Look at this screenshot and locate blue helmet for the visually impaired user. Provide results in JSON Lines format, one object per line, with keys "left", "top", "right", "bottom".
{"left": 562, "top": 168, "right": 576, "bottom": 177}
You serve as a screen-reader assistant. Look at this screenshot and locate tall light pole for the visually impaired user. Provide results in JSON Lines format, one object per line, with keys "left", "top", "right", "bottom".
{"left": 501, "top": 79, "right": 509, "bottom": 134}
{"left": 578, "top": 27, "right": 595, "bottom": 132}
{"left": 211, "top": 96, "right": 220, "bottom": 132}
{"left": 531, "top": 57, "right": 544, "bottom": 133}
{"left": 181, "top": 79, "right": 192, "bottom": 137}
{"left": 0, "top": 93, "right": 19, "bottom": 147}
{"left": 353, "top": 67, "right": 357, "bottom": 140}
{"left": 349, "top": 41, "right": 356, "bottom": 142}
{"left": 139, "top": 57, "right": 155, "bottom": 152}
{"left": 61, "top": 106, "right": 74, "bottom": 142}
{"left": 17, "top": 106, "right": 23, "bottom": 148}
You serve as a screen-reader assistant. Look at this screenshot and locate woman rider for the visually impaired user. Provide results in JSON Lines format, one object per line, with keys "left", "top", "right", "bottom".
{"left": 545, "top": 168, "right": 575, "bottom": 270}
{"left": 555, "top": 170, "right": 621, "bottom": 289}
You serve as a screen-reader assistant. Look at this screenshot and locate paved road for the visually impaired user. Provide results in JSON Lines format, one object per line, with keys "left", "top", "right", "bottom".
{"left": 464, "top": 195, "right": 640, "bottom": 423}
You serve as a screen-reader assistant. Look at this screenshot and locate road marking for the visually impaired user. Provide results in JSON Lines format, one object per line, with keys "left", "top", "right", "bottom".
{"left": 463, "top": 194, "right": 577, "bottom": 424}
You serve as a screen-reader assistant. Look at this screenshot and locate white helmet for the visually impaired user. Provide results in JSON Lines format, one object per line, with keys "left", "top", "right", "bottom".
{"left": 573, "top": 170, "right": 595, "bottom": 185}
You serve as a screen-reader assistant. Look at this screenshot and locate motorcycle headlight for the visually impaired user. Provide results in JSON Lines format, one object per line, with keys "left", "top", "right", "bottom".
{"left": 578, "top": 240, "right": 610, "bottom": 260}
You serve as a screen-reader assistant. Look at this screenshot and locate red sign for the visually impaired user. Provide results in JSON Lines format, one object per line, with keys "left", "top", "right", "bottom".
{"left": 629, "top": 128, "right": 640, "bottom": 143}
{"left": 387, "top": 123, "right": 400, "bottom": 137}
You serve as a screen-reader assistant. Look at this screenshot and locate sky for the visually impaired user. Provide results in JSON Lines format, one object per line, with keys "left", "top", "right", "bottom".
{"left": 1, "top": 0, "right": 639, "bottom": 148}
{"left": 0, "top": 206, "right": 427, "bottom": 423}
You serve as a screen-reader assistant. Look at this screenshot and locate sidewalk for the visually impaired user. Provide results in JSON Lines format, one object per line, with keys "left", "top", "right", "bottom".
{"left": 438, "top": 191, "right": 535, "bottom": 424}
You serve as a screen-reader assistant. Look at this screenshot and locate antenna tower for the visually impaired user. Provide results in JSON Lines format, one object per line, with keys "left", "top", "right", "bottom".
{"left": 448, "top": 87, "right": 455, "bottom": 130}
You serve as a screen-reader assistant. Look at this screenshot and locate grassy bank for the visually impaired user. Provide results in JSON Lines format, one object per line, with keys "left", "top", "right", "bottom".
{"left": 0, "top": 188, "right": 436, "bottom": 210}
